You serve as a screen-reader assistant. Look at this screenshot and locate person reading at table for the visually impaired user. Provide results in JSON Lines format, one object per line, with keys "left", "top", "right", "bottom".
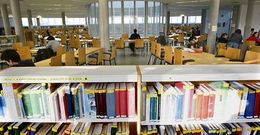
{"left": 1, "top": 49, "right": 35, "bottom": 67}
{"left": 129, "top": 29, "right": 141, "bottom": 54}
{"left": 46, "top": 37, "right": 61, "bottom": 53}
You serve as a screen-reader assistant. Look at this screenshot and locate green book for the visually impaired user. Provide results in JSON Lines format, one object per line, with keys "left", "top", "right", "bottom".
{"left": 30, "top": 84, "right": 42, "bottom": 118}
{"left": 71, "top": 84, "right": 80, "bottom": 118}
{"left": 22, "top": 84, "right": 36, "bottom": 118}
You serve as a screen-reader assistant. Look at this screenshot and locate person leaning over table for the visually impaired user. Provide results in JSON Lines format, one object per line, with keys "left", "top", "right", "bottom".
{"left": 46, "top": 36, "right": 61, "bottom": 53}
{"left": 1, "top": 49, "right": 35, "bottom": 67}
{"left": 129, "top": 29, "right": 141, "bottom": 55}
{"left": 227, "top": 29, "right": 243, "bottom": 48}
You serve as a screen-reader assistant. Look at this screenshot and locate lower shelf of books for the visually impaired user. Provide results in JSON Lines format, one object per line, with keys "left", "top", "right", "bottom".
{"left": 0, "top": 122, "right": 136, "bottom": 135}
{"left": 141, "top": 122, "right": 260, "bottom": 135}
{"left": 0, "top": 117, "right": 137, "bottom": 123}
{"left": 141, "top": 118, "right": 260, "bottom": 125}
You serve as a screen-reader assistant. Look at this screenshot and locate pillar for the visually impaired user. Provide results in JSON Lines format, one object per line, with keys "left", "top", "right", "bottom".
{"left": 186, "top": 16, "right": 189, "bottom": 26}
{"left": 27, "top": 9, "right": 33, "bottom": 29}
{"left": 231, "top": 5, "right": 240, "bottom": 33}
{"left": 165, "top": 10, "right": 170, "bottom": 34}
{"left": 0, "top": 4, "right": 11, "bottom": 35}
{"left": 201, "top": 9, "right": 207, "bottom": 34}
{"left": 144, "top": 0, "right": 148, "bottom": 36}
{"left": 207, "top": 0, "right": 220, "bottom": 54}
{"left": 36, "top": 17, "right": 40, "bottom": 28}
{"left": 99, "top": 0, "right": 109, "bottom": 50}
{"left": 181, "top": 16, "right": 185, "bottom": 25}
{"left": 134, "top": 0, "right": 136, "bottom": 28}
{"left": 61, "top": 11, "right": 66, "bottom": 29}
{"left": 121, "top": 0, "right": 124, "bottom": 34}
{"left": 10, "top": 0, "right": 24, "bottom": 42}
{"left": 244, "top": 0, "right": 255, "bottom": 38}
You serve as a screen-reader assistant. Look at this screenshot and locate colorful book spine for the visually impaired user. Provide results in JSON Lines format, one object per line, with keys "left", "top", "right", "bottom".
{"left": 106, "top": 83, "right": 116, "bottom": 119}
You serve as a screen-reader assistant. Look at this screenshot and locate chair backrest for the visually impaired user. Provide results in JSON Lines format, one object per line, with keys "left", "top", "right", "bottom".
{"left": 50, "top": 55, "right": 62, "bottom": 66}
{"left": 17, "top": 46, "right": 32, "bottom": 61}
{"left": 121, "top": 33, "right": 129, "bottom": 40}
{"left": 174, "top": 48, "right": 183, "bottom": 65}
{"left": 92, "top": 39, "right": 101, "bottom": 48}
{"left": 74, "top": 37, "right": 81, "bottom": 49}
{"left": 217, "top": 48, "right": 226, "bottom": 56}
{"left": 97, "top": 49, "right": 103, "bottom": 65}
{"left": 78, "top": 47, "right": 86, "bottom": 65}
{"left": 149, "top": 36, "right": 156, "bottom": 42}
{"left": 217, "top": 43, "right": 227, "bottom": 49}
{"left": 135, "top": 39, "right": 144, "bottom": 48}
{"left": 155, "top": 43, "right": 161, "bottom": 58}
{"left": 164, "top": 46, "right": 173, "bottom": 64}
{"left": 69, "top": 35, "right": 76, "bottom": 48}
{"left": 150, "top": 41, "right": 156, "bottom": 55}
{"left": 177, "top": 34, "right": 184, "bottom": 43}
{"left": 25, "top": 41, "right": 34, "bottom": 49}
{"left": 115, "top": 39, "right": 124, "bottom": 49}
{"left": 244, "top": 51, "right": 260, "bottom": 62}
{"left": 61, "top": 34, "right": 67, "bottom": 45}
{"left": 12, "top": 42, "right": 23, "bottom": 50}
{"left": 56, "top": 47, "right": 65, "bottom": 56}
{"left": 111, "top": 47, "right": 117, "bottom": 59}
{"left": 225, "top": 47, "right": 241, "bottom": 60}
{"left": 245, "top": 40, "right": 256, "bottom": 48}
{"left": 250, "top": 46, "right": 260, "bottom": 53}
{"left": 65, "top": 51, "right": 76, "bottom": 66}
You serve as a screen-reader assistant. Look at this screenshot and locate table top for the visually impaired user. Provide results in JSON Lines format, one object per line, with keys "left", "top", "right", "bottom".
{"left": 34, "top": 47, "right": 101, "bottom": 67}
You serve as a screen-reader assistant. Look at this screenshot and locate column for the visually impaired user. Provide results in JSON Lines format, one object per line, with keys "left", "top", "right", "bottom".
{"left": 36, "top": 17, "right": 40, "bottom": 28}
{"left": 201, "top": 9, "right": 207, "bottom": 34}
{"left": 27, "top": 9, "right": 33, "bottom": 29}
{"left": 181, "top": 16, "right": 185, "bottom": 25}
{"left": 243, "top": 0, "right": 255, "bottom": 38}
{"left": 85, "top": 5, "right": 89, "bottom": 26}
{"left": 99, "top": 0, "right": 109, "bottom": 50}
{"left": 186, "top": 16, "right": 189, "bottom": 26}
{"left": 231, "top": 5, "right": 240, "bottom": 33}
{"left": 165, "top": 10, "right": 170, "bottom": 34}
{"left": 0, "top": 4, "right": 11, "bottom": 35}
{"left": 10, "top": 0, "right": 24, "bottom": 42}
{"left": 206, "top": 0, "right": 220, "bottom": 54}
{"left": 61, "top": 11, "right": 66, "bottom": 29}
{"left": 144, "top": 0, "right": 148, "bottom": 36}
{"left": 121, "top": 0, "right": 124, "bottom": 34}
{"left": 134, "top": 0, "right": 136, "bottom": 28}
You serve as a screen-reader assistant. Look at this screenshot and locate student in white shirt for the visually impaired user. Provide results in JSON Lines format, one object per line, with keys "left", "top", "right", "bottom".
{"left": 46, "top": 37, "right": 60, "bottom": 53}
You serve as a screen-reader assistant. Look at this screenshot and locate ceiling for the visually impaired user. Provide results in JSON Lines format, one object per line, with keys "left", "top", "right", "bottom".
{"left": 0, "top": 0, "right": 259, "bottom": 18}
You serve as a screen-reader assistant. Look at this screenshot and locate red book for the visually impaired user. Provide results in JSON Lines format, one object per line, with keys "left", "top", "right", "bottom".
{"left": 115, "top": 83, "right": 121, "bottom": 117}
{"left": 201, "top": 88, "right": 209, "bottom": 120}
{"left": 120, "top": 82, "right": 128, "bottom": 117}
{"left": 234, "top": 123, "right": 242, "bottom": 135}
{"left": 195, "top": 89, "right": 203, "bottom": 120}
{"left": 63, "top": 93, "right": 68, "bottom": 119}
{"left": 205, "top": 84, "right": 216, "bottom": 119}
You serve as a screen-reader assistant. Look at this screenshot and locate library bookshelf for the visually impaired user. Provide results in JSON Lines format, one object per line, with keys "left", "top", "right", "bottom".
{"left": 0, "top": 66, "right": 140, "bottom": 133}
{"left": 0, "top": 65, "right": 260, "bottom": 134}
{"left": 139, "top": 64, "right": 260, "bottom": 127}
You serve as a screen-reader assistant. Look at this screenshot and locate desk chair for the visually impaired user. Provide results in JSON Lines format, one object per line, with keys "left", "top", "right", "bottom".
{"left": 225, "top": 47, "right": 241, "bottom": 61}
{"left": 50, "top": 55, "right": 62, "bottom": 66}
{"left": 65, "top": 51, "right": 76, "bottom": 66}
{"left": 17, "top": 46, "right": 32, "bottom": 61}
{"left": 78, "top": 47, "right": 86, "bottom": 65}
{"left": 56, "top": 47, "right": 65, "bottom": 56}
{"left": 250, "top": 46, "right": 260, "bottom": 53}
{"left": 164, "top": 46, "right": 173, "bottom": 65}
{"left": 88, "top": 49, "right": 103, "bottom": 65}
{"left": 148, "top": 41, "right": 157, "bottom": 64}
{"left": 153, "top": 43, "right": 164, "bottom": 65}
{"left": 92, "top": 39, "right": 101, "bottom": 48}
{"left": 115, "top": 39, "right": 125, "bottom": 55}
{"left": 173, "top": 48, "right": 183, "bottom": 65}
{"left": 25, "top": 41, "right": 34, "bottom": 49}
{"left": 61, "top": 34, "right": 67, "bottom": 46}
{"left": 177, "top": 34, "right": 184, "bottom": 46}
{"left": 121, "top": 33, "right": 129, "bottom": 40}
{"left": 135, "top": 39, "right": 145, "bottom": 56}
{"left": 103, "top": 47, "right": 117, "bottom": 65}
{"left": 12, "top": 42, "right": 23, "bottom": 50}
{"left": 245, "top": 41, "right": 256, "bottom": 49}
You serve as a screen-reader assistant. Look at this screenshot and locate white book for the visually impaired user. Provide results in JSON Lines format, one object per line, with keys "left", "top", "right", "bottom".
{"left": 240, "top": 123, "right": 252, "bottom": 135}
{"left": 106, "top": 123, "right": 112, "bottom": 135}
{"left": 93, "top": 124, "right": 103, "bottom": 135}
{"left": 77, "top": 83, "right": 84, "bottom": 118}
{"left": 159, "top": 125, "right": 165, "bottom": 135}
{"left": 181, "top": 82, "right": 192, "bottom": 121}
{"left": 145, "top": 86, "right": 151, "bottom": 123}
{"left": 231, "top": 82, "right": 248, "bottom": 117}
{"left": 126, "top": 82, "right": 135, "bottom": 117}
{"left": 160, "top": 84, "right": 167, "bottom": 122}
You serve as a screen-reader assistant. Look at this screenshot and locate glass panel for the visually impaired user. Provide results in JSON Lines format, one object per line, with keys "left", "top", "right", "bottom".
{"left": 22, "top": 18, "right": 29, "bottom": 27}
{"left": 136, "top": 0, "right": 145, "bottom": 37}
{"left": 147, "top": 1, "right": 154, "bottom": 36}
{"left": 124, "top": 1, "right": 134, "bottom": 36}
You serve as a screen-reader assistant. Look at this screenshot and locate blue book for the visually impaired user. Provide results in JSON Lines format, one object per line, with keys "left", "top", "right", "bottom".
{"left": 245, "top": 89, "right": 256, "bottom": 118}
{"left": 175, "top": 87, "right": 184, "bottom": 120}
{"left": 71, "top": 84, "right": 80, "bottom": 118}
{"left": 84, "top": 83, "right": 96, "bottom": 118}
{"left": 106, "top": 83, "right": 116, "bottom": 119}
{"left": 0, "top": 95, "right": 4, "bottom": 117}
{"left": 79, "top": 84, "right": 84, "bottom": 117}
{"left": 65, "top": 86, "right": 73, "bottom": 119}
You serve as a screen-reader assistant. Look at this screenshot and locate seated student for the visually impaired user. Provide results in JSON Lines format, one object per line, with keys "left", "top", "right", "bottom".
{"left": 129, "top": 29, "right": 141, "bottom": 54}
{"left": 157, "top": 32, "right": 167, "bottom": 46}
{"left": 246, "top": 32, "right": 260, "bottom": 45}
{"left": 46, "top": 30, "right": 55, "bottom": 40}
{"left": 187, "top": 34, "right": 198, "bottom": 48}
{"left": 218, "top": 33, "right": 228, "bottom": 43}
{"left": 1, "top": 49, "right": 35, "bottom": 67}
{"left": 46, "top": 37, "right": 61, "bottom": 53}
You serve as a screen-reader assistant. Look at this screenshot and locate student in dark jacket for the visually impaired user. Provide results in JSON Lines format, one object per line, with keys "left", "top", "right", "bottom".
{"left": 227, "top": 29, "right": 243, "bottom": 48}
{"left": 1, "top": 49, "right": 35, "bottom": 67}
{"left": 218, "top": 33, "right": 228, "bottom": 43}
{"left": 129, "top": 29, "right": 141, "bottom": 54}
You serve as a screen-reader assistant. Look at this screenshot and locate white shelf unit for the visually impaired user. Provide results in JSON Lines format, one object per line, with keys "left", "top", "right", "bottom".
{"left": 139, "top": 64, "right": 260, "bottom": 126}
{"left": 0, "top": 66, "right": 139, "bottom": 130}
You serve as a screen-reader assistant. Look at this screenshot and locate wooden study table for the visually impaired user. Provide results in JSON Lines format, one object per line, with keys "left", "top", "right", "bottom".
{"left": 34, "top": 47, "right": 102, "bottom": 67}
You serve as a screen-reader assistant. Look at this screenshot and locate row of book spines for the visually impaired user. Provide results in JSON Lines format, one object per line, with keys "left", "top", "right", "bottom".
{"left": 0, "top": 122, "right": 130, "bottom": 135}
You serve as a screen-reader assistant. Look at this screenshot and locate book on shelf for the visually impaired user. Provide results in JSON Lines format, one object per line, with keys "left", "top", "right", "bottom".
{"left": 142, "top": 81, "right": 260, "bottom": 123}
{"left": 0, "top": 122, "right": 131, "bottom": 135}
{"left": 0, "top": 82, "right": 136, "bottom": 121}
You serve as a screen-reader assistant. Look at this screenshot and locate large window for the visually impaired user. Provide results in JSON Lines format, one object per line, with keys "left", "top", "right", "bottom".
{"left": 111, "top": 1, "right": 122, "bottom": 38}
{"left": 89, "top": 2, "right": 99, "bottom": 37}
{"left": 124, "top": 1, "right": 134, "bottom": 36}
{"left": 66, "top": 18, "right": 85, "bottom": 26}
{"left": 136, "top": 1, "right": 145, "bottom": 36}
{"left": 188, "top": 16, "right": 201, "bottom": 24}
{"left": 170, "top": 16, "right": 183, "bottom": 24}
{"left": 147, "top": 1, "right": 154, "bottom": 36}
